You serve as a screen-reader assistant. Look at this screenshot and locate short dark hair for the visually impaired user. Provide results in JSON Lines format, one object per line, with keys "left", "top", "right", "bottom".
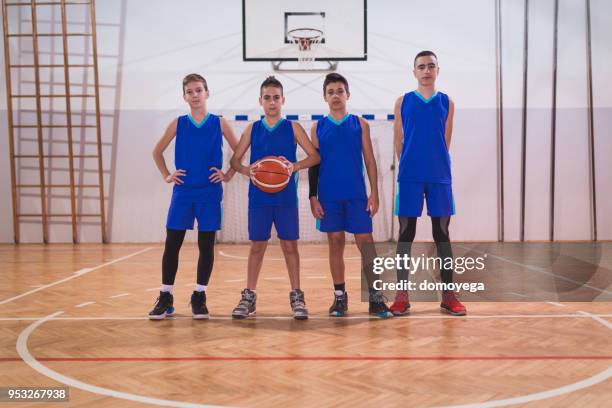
{"left": 182, "top": 73, "right": 208, "bottom": 94}
{"left": 323, "top": 73, "right": 349, "bottom": 95}
{"left": 414, "top": 50, "right": 438, "bottom": 67}
{"left": 260, "top": 76, "right": 283, "bottom": 95}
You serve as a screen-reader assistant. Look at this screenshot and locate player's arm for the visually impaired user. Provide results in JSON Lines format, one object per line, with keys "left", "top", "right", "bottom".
{"left": 393, "top": 96, "right": 404, "bottom": 161}
{"left": 308, "top": 123, "right": 324, "bottom": 219}
{"left": 209, "top": 117, "right": 239, "bottom": 183}
{"left": 152, "top": 118, "right": 184, "bottom": 184}
{"left": 290, "top": 121, "right": 320, "bottom": 172}
{"left": 360, "top": 117, "right": 379, "bottom": 217}
{"left": 445, "top": 98, "right": 455, "bottom": 149}
{"left": 229, "top": 123, "right": 253, "bottom": 177}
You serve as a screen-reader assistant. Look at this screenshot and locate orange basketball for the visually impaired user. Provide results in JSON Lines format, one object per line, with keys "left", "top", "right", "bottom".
{"left": 251, "top": 156, "right": 291, "bottom": 193}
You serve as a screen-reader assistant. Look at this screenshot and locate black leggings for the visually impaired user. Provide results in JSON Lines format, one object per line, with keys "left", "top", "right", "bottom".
{"left": 162, "top": 229, "right": 216, "bottom": 285}
{"left": 397, "top": 217, "right": 453, "bottom": 284}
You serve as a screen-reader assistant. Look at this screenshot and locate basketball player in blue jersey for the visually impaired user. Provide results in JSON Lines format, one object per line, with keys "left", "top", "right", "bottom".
{"left": 229, "top": 76, "right": 320, "bottom": 320}
{"left": 389, "top": 51, "right": 467, "bottom": 316}
{"left": 149, "top": 73, "right": 239, "bottom": 320}
{"left": 308, "top": 73, "right": 392, "bottom": 318}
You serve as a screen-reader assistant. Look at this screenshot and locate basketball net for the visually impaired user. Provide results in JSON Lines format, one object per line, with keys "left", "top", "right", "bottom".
{"left": 287, "top": 28, "right": 323, "bottom": 69}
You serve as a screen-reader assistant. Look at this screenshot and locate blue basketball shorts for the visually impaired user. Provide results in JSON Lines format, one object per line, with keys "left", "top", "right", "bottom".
{"left": 166, "top": 196, "right": 222, "bottom": 231}
{"left": 248, "top": 206, "right": 299, "bottom": 241}
{"left": 395, "top": 182, "right": 455, "bottom": 217}
{"left": 316, "top": 199, "right": 373, "bottom": 234}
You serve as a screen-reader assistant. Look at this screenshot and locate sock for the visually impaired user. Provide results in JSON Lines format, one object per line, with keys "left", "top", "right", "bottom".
{"left": 334, "top": 282, "right": 345, "bottom": 296}
{"left": 161, "top": 284, "right": 173, "bottom": 294}
{"left": 195, "top": 284, "right": 207, "bottom": 292}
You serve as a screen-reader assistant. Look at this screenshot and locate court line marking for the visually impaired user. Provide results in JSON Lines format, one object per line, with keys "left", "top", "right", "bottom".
{"left": 578, "top": 311, "right": 612, "bottom": 330}
{"left": 506, "top": 292, "right": 528, "bottom": 298}
{"left": 457, "top": 244, "right": 612, "bottom": 296}
{"left": 16, "top": 311, "right": 226, "bottom": 408}
{"left": 0, "top": 247, "right": 153, "bottom": 306}
{"left": 218, "top": 250, "right": 361, "bottom": 261}
{"left": 109, "top": 293, "right": 130, "bottom": 299}
{"left": 546, "top": 302, "right": 565, "bottom": 307}
{"left": 146, "top": 287, "right": 160, "bottom": 292}
{"left": 2, "top": 313, "right": 612, "bottom": 321}
{"left": 13, "top": 311, "right": 612, "bottom": 408}
{"left": 74, "top": 302, "right": 95, "bottom": 308}
{"left": 439, "top": 311, "right": 612, "bottom": 408}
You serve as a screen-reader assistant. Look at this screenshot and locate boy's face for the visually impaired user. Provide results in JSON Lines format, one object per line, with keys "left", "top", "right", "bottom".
{"left": 259, "top": 86, "right": 284, "bottom": 116}
{"left": 323, "top": 81, "right": 350, "bottom": 110}
{"left": 183, "top": 81, "right": 208, "bottom": 108}
{"left": 413, "top": 55, "right": 439, "bottom": 86}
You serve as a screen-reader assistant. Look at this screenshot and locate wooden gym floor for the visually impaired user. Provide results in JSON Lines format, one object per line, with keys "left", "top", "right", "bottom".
{"left": 1, "top": 243, "right": 611, "bottom": 407}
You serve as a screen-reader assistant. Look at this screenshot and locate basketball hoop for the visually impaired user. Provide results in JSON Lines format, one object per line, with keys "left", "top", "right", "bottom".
{"left": 287, "top": 28, "right": 323, "bottom": 68}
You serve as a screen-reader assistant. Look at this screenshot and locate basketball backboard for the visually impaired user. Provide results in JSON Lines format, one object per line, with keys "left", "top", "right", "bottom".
{"left": 242, "top": 0, "right": 367, "bottom": 62}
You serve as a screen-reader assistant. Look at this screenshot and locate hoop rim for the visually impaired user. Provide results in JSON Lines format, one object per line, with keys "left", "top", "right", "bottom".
{"left": 287, "top": 27, "right": 323, "bottom": 41}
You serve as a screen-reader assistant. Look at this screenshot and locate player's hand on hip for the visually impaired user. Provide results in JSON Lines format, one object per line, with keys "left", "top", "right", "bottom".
{"left": 309, "top": 196, "right": 324, "bottom": 219}
{"left": 166, "top": 169, "right": 186, "bottom": 185}
{"left": 367, "top": 194, "right": 379, "bottom": 217}
{"left": 209, "top": 167, "right": 230, "bottom": 183}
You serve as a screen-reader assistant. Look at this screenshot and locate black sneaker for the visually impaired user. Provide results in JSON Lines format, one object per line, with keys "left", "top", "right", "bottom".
{"left": 290, "top": 289, "right": 308, "bottom": 320}
{"left": 148, "top": 291, "right": 175, "bottom": 320}
{"left": 190, "top": 291, "right": 209, "bottom": 320}
{"left": 369, "top": 290, "right": 393, "bottom": 319}
{"left": 329, "top": 291, "right": 348, "bottom": 317}
{"left": 232, "top": 289, "right": 256, "bottom": 319}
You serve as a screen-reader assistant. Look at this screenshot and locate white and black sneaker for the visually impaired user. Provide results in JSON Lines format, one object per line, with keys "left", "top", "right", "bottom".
{"left": 290, "top": 289, "right": 308, "bottom": 320}
{"left": 148, "top": 291, "right": 175, "bottom": 320}
{"left": 329, "top": 291, "right": 348, "bottom": 317}
{"left": 190, "top": 291, "right": 209, "bottom": 320}
{"left": 232, "top": 289, "right": 256, "bottom": 319}
{"left": 368, "top": 290, "right": 393, "bottom": 319}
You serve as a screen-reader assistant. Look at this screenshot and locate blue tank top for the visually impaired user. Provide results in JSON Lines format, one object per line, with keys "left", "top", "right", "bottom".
{"left": 316, "top": 114, "right": 367, "bottom": 201}
{"left": 248, "top": 118, "right": 298, "bottom": 208}
{"left": 172, "top": 113, "right": 223, "bottom": 201}
{"left": 398, "top": 91, "right": 451, "bottom": 184}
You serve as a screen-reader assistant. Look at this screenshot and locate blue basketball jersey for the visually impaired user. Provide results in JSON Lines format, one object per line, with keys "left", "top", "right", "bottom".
{"left": 172, "top": 113, "right": 223, "bottom": 201}
{"left": 316, "top": 114, "right": 367, "bottom": 201}
{"left": 248, "top": 118, "right": 298, "bottom": 208}
{"left": 397, "top": 91, "right": 451, "bottom": 184}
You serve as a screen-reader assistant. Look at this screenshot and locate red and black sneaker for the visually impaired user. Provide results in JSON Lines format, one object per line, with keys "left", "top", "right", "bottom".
{"left": 389, "top": 291, "right": 411, "bottom": 316}
{"left": 440, "top": 291, "right": 467, "bottom": 316}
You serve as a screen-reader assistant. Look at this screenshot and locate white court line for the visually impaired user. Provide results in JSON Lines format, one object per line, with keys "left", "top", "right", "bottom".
{"left": 506, "top": 292, "right": 529, "bottom": 298}
{"left": 146, "top": 287, "right": 160, "bottom": 292}
{"left": 109, "top": 293, "right": 130, "bottom": 299}
{"left": 74, "top": 302, "right": 95, "bottom": 308}
{"left": 0, "top": 247, "right": 153, "bottom": 306}
{"left": 457, "top": 244, "right": 612, "bottom": 296}
{"left": 578, "top": 311, "right": 612, "bottom": 330}
{"left": 439, "top": 311, "right": 612, "bottom": 408}
{"left": 3, "top": 313, "right": 612, "bottom": 322}
{"left": 546, "top": 302, "right": 565, "bottom": 307}
{"left": 16, "top": 311, "right": 225, "bottom": 408}
{"left": 13, "top": 311, "right": 612, "bottom": 408}
{"left": 218, "top": 250, "right": 361, "bottom": 261}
